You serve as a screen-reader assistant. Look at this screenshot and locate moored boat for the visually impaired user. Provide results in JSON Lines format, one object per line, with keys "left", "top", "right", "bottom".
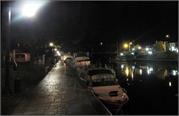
{"left": 86, "top": 67, "right": 129, "bottom": 109}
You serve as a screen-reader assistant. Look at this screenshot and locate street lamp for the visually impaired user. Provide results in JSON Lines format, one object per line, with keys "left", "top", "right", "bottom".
{"left": 49, "top": 42, "right": 54, "bottom": 47}
{"left": 145, "top": 47, "right": 149, "bottom": 51}
{"left": 138, "top": 46, "right": 141, "bottom": 50}
{"left": 165, "top": 34, "right": 170, "bottom": 38}
{"left": 54, "top": 48, "right": 57, "bottom": 51}
{"left": 9, "top": 1, "right": 48, "bottom": 22}
{"left": 20, "top": 1, "right": 45, "bottom": 18}
{"left": 5, "top": 1, "right": 48, "bottom": 94}
{"left": 100, "top": 42, "right": 103, "bottom": 46}
{"left": 120, "top": 52, "right": 124, "bottom": 56}
{"left": 123, "top": 43, "right": 129, "bottom": 49}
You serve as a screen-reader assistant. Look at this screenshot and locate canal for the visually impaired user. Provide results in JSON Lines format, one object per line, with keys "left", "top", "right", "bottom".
{"left": 106, "top": 61, "right": 178, "bottom": 115}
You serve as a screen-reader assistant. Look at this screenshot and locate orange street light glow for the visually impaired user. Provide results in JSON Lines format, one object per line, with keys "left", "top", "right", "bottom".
{"left": 123, "top": 43, "right": 129, "bottom": 49}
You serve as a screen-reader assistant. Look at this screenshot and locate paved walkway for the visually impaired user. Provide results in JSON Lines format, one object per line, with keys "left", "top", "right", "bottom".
{"left": 12, "top": 61, "right": 111, "bottom": 115}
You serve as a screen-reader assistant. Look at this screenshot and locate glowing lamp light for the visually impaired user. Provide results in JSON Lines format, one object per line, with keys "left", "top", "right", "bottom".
{"left": 166, "top": 34, "right": 170, "bottom": 38}
{"left": 147, "top": 67, "right": 153, "bottom": 75}
{"left": 100, "top": 42, "right": 103, "bottom": 46}
{"left": 132, "top": 66, "right": 135, "bottom": 69}
{"left": 138, "top": 46, "right": 141, "bottom": 50}
{"left": 126, "top": 78, "right": 129, "bottom": 81}
{"left": 120, "top": 53, "right": 124, "bottom": 56}
{"left": 54, "top": 48, "right": 57, "bottom": 51}
{"left": 171, "top": 46, "right": 175, "bottom": 51}
{"left": 172, "top": 70, "right": 178, "bottom": 76}
{"left": 49, "top": 42, "right": 54, "bottom": 47}
{"left": 20, "top": 1, "right": 47, "bottom": 18}
{"left": 123, "top": 43, "right": 129, "bottom": 49}
{"left": 145, "top": 47, "right": 149, "bottom": 51}
{"left": 148, "top": 51, "right": 153, "bottom": 55}
{"left": 169, "top": 81, "right": 172, "bottom": 87}
{"left": 121, "top": 64, "right": 124, "bottom": 69}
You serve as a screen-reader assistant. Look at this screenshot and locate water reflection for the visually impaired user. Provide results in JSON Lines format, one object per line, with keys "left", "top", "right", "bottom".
{"left": 114, "top": 61, "right": 178, "bottom": 114}
{"left": 139, "top": 69, "right": 142, "bottom": 75}
{"left": 124, "top": 67, "right": 129, "bottom": 77}
{"left": 118, "top": 62, "right": 178, "bottom": 80}
{"left": 169, "top": 81, "right": 172, "bottom": 87}
{"left": 172, "top": 70, "right": 178, "bottom": 76}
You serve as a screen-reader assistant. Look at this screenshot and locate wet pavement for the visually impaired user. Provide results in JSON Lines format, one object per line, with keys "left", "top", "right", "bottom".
{"left": 12, "top": 61, "right": 111, "bottom": 115}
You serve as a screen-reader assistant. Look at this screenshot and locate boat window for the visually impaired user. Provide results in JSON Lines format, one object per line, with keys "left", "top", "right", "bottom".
{"left": 90, "top": 74, "right": 118, "bottom": 86}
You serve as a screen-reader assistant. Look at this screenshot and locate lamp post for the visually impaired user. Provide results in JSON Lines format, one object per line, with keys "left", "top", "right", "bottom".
{"left": 4, "top": 6, "right": 12, "bottom": 94}
{"left": 4, "top": 1, "right": 47, "bottom": 94}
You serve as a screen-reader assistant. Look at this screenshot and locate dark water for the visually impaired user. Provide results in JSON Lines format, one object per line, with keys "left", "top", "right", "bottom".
{"left": 110, "top": 61, "right": 178, "bottom": 115}
{"left": 90, "top": 54, "right": 178, "bottom": 114}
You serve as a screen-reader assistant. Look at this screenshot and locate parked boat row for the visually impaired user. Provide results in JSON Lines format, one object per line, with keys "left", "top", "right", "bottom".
{"left": 74, "top": 54, "right": 129, "bottom": 113}
{"left": 62, "top": 53, "right": 129, "bottom": 113}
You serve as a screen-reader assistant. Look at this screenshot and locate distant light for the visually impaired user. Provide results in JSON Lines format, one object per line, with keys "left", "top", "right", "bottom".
{"left": 129, "top": 42, "right": 132, "bottom": 45}
{"left": 100, "top": 42, "right": 103, "bottom": 46}
{"left": 148, "top": 51, "right": 153, "bottom": 55}
{"left": 120, "top": 53, "right": 124, "bottom": 56}
{"left": 132, "top": 48, "right": 135, "bottom": 51}
{"left": 147, "top": 67, "right": 153, "bottom": 75}
{"left": 54, "top": 48, "right": 57, "bottom": 51}
{"left": 171, "top": 46, "right": 175, "bottom": 51}
{"left": 166, "top": 34, "right": 170, "bottom": 38}
{"left": 132, "top": 66, "right": 135, "bottom": 69}
{"left": 145, "top": 47, "right": 149, "bottom": 51}
{"left": 138, "top": 46, "right": 141, "bottom": 50}
{"left": 123, "top": 43, "right": 129, "bottom": 49}
{"left": 131, "top": 52, "right": 134, "bottom": 55}
{"left": 172, "top": 70, "right": 178, "bottom": 76}
{"left": 8, "top": 9, "right": 11, "bottom": 23}
{"left": 149, "top": 67, "right": 153, "bottom": 71}
{"left": 121, "top": 64, "right": 124, "bottom": 69}
{"left": 169, "top": 81, "right": 172, "bottom": 87}
{"left": 49, "top": 42, "right": 54, "bottom": 47}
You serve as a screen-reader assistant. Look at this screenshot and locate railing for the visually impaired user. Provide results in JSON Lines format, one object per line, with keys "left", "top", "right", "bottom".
{"left": 89, "top": 89, "right": 112, "bottom": 115}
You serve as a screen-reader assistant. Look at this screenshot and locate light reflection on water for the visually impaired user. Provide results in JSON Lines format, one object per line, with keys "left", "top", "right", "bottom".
{"left": 113, "top": 61, "right": 178, "bottom": 114}
{"left": 118, "top": 62, "right": 178, "bottom": 80}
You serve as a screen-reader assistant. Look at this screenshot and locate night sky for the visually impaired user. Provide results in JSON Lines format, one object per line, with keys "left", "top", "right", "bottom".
{"left": 2, "top": 1, "right": 178, "bottom": 52}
